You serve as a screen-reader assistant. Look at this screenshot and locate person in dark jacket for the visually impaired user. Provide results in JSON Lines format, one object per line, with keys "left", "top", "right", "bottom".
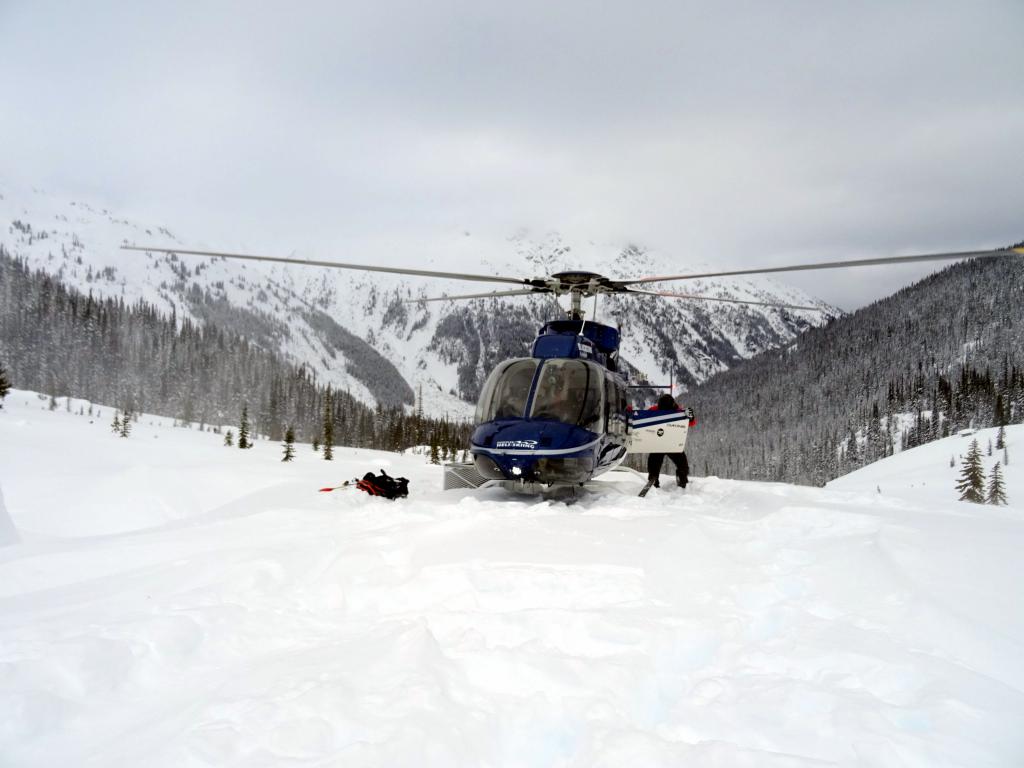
{"left": 647, "top": 393, "right": 697, "bottom": 489}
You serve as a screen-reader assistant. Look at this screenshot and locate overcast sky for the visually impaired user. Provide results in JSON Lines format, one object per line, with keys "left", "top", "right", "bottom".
{"left": 1, "top": 1, "right": 1021, "bottom": 310}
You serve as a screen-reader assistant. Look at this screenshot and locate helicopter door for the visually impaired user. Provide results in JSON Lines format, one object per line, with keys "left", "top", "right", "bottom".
{"left": 627, "top": 408, "right": 690, "bottom": 454}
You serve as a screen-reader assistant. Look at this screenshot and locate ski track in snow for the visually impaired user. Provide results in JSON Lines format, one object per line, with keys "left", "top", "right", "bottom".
{"left": 1, "top": 392, "right": 1023, "bottom": 766}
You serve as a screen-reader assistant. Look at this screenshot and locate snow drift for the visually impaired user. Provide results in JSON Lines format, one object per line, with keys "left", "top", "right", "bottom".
{"left": 1, "top": 392, "right": 1022, "bottom": 766}
{"left": 0, "top": 482, "right": 18, "bottom": 547}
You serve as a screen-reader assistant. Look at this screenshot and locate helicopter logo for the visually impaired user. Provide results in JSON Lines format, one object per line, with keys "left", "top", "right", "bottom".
{"left": 496, "top": 439, "right": 539, "bottom": 449}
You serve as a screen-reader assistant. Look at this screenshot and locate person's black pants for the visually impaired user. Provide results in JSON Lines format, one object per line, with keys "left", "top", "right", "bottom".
{"left": 647, "top": 452, "right": 689, "bottom": 487}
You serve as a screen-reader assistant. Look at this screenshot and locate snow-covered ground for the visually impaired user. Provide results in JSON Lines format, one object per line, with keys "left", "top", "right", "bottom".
{"left": 829, "top": 423, "right": 1020, "bottom": 505}
{"left": 2, "top": 391, "right": 1023, "bottom": 766}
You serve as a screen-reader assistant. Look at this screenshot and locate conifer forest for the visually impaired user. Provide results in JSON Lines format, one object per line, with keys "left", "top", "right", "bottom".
{"left": 0, "top": 249, "right": 471, "bottom": 456}
{"left": 689, "top": 249, "right": 1024, "bottom": 485}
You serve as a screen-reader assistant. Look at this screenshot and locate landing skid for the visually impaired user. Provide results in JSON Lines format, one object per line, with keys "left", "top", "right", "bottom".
{"left": 443, "top": 461, "right": 629, "bottom": 501}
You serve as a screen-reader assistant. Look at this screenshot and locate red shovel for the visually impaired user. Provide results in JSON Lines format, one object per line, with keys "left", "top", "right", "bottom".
{"left": 318, "top": 480, "right": 357, "bottom": 493}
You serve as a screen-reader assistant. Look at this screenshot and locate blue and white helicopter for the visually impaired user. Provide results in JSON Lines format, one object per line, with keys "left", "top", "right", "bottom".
{"left": 125, "top": 244, "right": 1023, "bottom": 492}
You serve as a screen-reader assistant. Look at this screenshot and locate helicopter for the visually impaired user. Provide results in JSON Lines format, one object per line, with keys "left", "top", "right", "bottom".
{"left": 123, "top": 243, "right": 1023, "bottom": 491}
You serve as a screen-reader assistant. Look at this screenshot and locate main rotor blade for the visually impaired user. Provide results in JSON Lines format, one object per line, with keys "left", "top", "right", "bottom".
{"left": 121, "top": 245, "right": 529, "bottom": 286}
{"left": 626, "top": 288, "right": 823, "bottom": 312}
{"left": 622, "top": 247, "right": 1024, "bottom": 285}
{"left": 404, "top": 288, "right": 546, "bottom": 304}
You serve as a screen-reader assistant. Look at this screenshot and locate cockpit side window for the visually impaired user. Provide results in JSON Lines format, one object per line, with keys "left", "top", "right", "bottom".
{"left": 530, "top": 360, "right": 604, "bottom": 430}
{"left": 475, "top": 359, "right": 539, "bottom": 422}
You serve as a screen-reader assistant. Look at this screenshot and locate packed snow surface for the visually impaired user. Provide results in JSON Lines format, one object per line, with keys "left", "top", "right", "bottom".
{"left": 2, "top": 392, "right": 1023, "bottom": 766}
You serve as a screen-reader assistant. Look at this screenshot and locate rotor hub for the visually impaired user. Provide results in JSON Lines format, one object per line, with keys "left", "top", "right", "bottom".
{"left": 539, "top": 271, "right": 618, "bottom": 298}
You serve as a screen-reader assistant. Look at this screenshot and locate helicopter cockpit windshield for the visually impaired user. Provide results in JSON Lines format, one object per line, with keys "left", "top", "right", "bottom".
{"left": 531, "top": 360, "right": 605, "bottom": 430}
{"left": 476, "top": 359, "right": 539, "bottom": 422}
{"left": 475, "top": 358, "right": 606, "bottom": 430}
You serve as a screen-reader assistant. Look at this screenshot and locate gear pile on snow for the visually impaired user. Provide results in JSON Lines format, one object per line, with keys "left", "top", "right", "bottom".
{"left": 356, "top": 470, "right": 409, "bottom": 500}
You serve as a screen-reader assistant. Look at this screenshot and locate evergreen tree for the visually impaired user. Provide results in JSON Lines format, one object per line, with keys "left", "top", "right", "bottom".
{"left": 0, "top": 361, "right": 9, "bottom": 408}
{"left": 949, "top": 455, "right": 954, "bottom": 468}
{"left": 429, "top": 435, "right": 440, "bottom": 465}
{"left": 224, "top": 429, "right": 234, "bottom": 447}
{"left": 1004, "top": 446, "right": 1009, "bottom": 466}
{"left": 238, "top": 404, "right": 250, "bottom": 449}
{"left": 996, "top": 425, "right": 1006, "bottom": 450}
{"left": 111, "top": 412, "right": 121, "bottom": 434}
{"left": 987, "top": 438, "right": 993, "bottom": 456}
{"left": 986, "top": 462, "right": 1007, "bottom": 506}
{"left": 322, "top": 391, "right": 334, "bottom": 461}
{"left": 994, "top": 393, "right": 1007, "bottom": 427}
{"left": 415, "top": 383, "right": 425, "bottom": 445}
{"left": 49, "top": 394, "right": 57, "bottom": 411}
{"left": 956, "top": 439, "right": 985, "bottom": 503}
{"left": 119, "top": 410, "right": 132, "bottom": 438}
{"left": 282, "top": 426, "right": 295, "bottom": 462}
{"left": 312, "top": 434, "right": 320, "bottom": 452}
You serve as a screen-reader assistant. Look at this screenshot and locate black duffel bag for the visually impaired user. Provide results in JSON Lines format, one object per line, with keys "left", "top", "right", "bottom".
{"left": 356, "top": 469, "right": 409, "bottom": 500}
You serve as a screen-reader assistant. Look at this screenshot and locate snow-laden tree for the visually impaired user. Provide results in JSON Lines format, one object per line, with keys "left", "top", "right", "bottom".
{"left": 224, "top": 429, "right": 234, "bottom": 447}
{"left": 0, "top": 360, "right": 9, "bottom": 408}
{"left": 956, "top": 439, "right": 985, "bottom": 503}
{"left": 322, "top": 391, "right": 334, "bottom": 461}
{"left": 282, "top": 426, "right": 295, "bottom": 462}
{"left": 238, "top": 404, "right": 250, "bottom": 449}
{"left": 986, "top": 462, "right": 1008, "bottom": 506}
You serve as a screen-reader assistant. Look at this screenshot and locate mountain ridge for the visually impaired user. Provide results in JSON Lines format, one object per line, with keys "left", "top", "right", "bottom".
{"left": 687, "top": 248, "right": 1024, "bottom": 485}
{"left": 1, "top": 183, "right": 836, "bottom": 416}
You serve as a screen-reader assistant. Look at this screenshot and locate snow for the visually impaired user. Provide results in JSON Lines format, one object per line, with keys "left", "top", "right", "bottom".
{"left": 1, "top": 183, "right": 833, "bottom": 418}
{"left": 0, "top": 482, "right": 18, "bottom": 547}
{"left": 2, "top": 392, "right": 1024, "bottom": 766}
{"left": 829, "top": 423, "right": 1021, "bottom": 507}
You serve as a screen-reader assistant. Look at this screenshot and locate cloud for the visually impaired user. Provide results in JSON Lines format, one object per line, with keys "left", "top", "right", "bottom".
{"left": 1, "top": 1, "right": 1021, "bottom": 310}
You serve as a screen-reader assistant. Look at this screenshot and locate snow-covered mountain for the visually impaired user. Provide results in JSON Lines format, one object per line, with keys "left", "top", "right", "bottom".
{"left": 0, "top": 183, "right": 836, "bottom": 417}
{"left": 686, "top": 250, "right": 1024, "bottom": 486}
{"left": 1, "top": 391, "right": 1021, "bottom": 765}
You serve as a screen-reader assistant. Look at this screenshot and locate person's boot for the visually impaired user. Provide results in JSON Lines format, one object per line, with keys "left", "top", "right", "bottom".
{"left": 649, "top": 476, "right": 660, "bottom": 489}
{"left": 676, "top": 473, "right": 687, "bottom": 489}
